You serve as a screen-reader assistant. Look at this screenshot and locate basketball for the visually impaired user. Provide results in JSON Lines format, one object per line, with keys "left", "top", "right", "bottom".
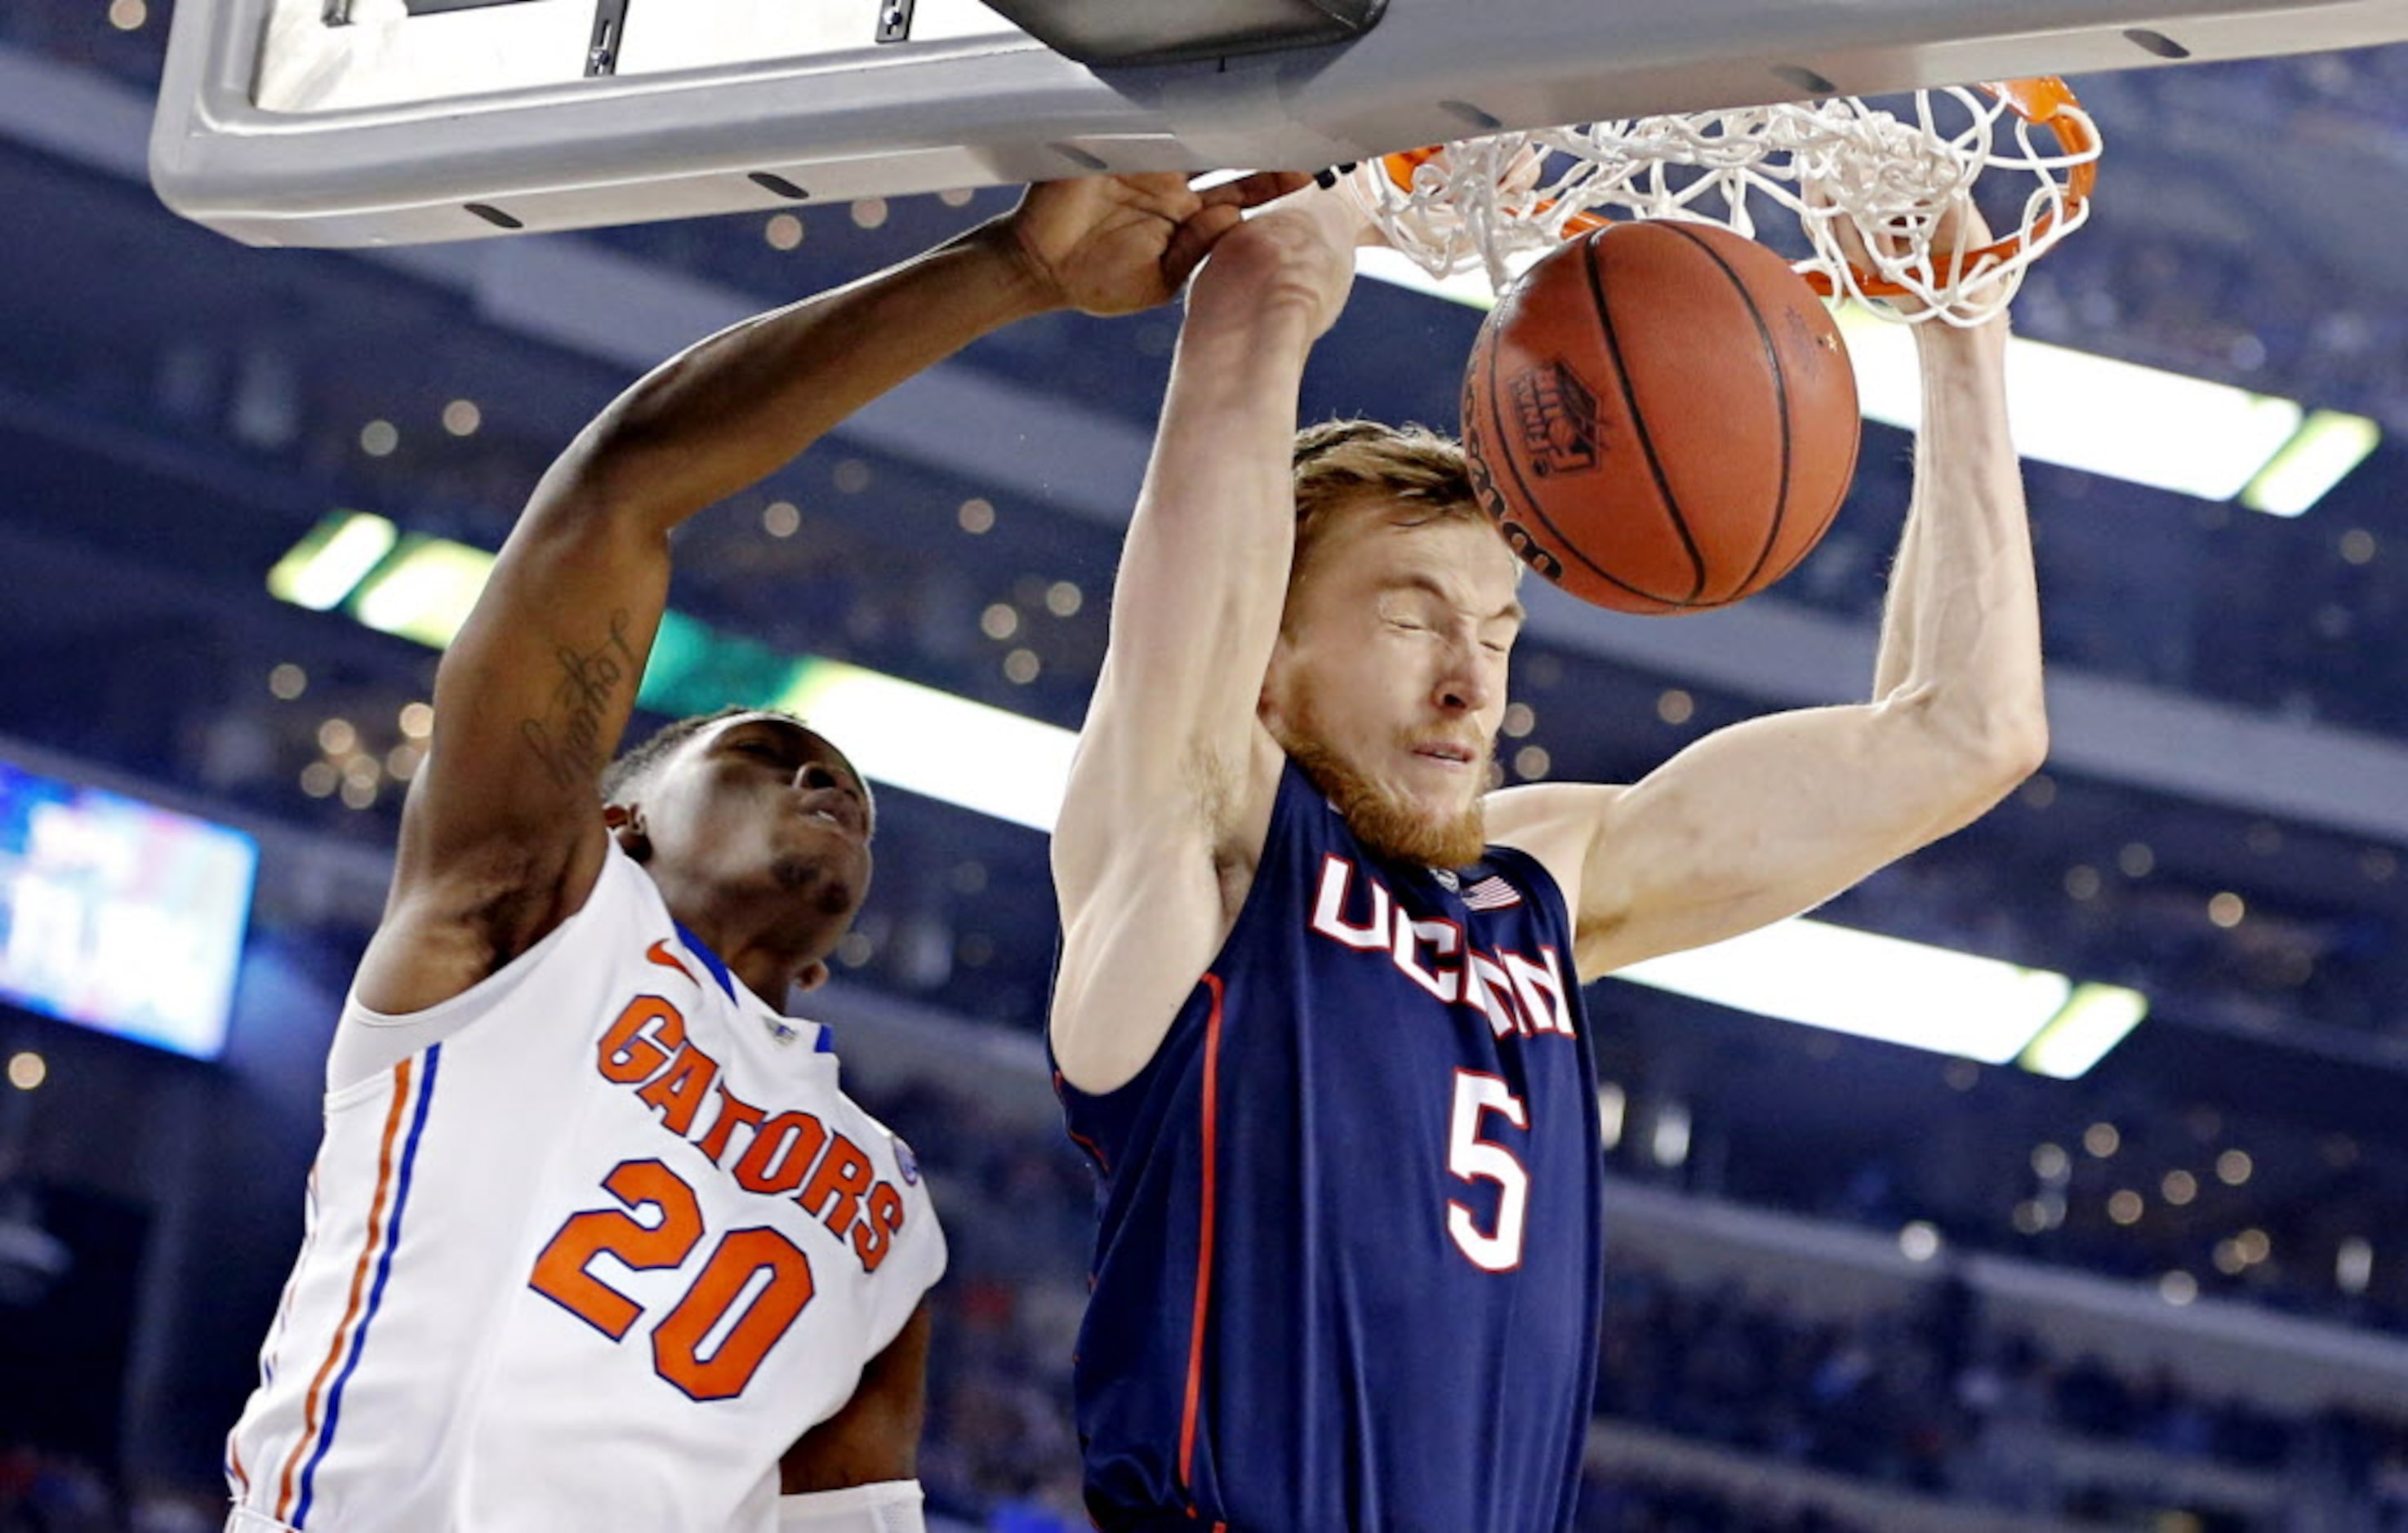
{"left": 1459, "top": 220, "right": 1862, "bottom": 615}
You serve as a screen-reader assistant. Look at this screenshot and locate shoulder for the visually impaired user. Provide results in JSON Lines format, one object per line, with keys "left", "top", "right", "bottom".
{"left": 1458, "top": 846, "right": 1564, "bottom": 918}
{"left": 354, "top": 815, "right": 618, "bottom": 1017}
{"left": 331, "top": 841, "right": 666, "bottom": 1086}
{"left": 1483, "top": 780, "right": 1627, "bottom": 909}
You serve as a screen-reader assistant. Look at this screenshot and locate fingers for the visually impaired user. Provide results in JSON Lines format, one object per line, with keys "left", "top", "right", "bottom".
{"left": 1195, "top": 169, "right": 1316, "bottom": 211}
{"left": 1943, "top": 202, "right": 2000, "bottom": 251}
{"left": 1828, "top": 211, "right": 1912, "bottom": 272}
{"left": 1824, "top": 211, "right": 1872, "bottom": 267}
{"left": 1500, "top": 145, "right": 1547, "bottom": 198}
{"left": 1160, "top": 201, "right": 1249, "bottom": 289}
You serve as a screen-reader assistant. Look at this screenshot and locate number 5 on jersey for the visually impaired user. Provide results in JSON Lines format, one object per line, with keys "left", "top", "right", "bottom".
{"left": 1445, "top": 1070, "right": 1529, "bottom": 1273}
{"left": 530, "top": 1158, "right": 816, "bottom": 1401}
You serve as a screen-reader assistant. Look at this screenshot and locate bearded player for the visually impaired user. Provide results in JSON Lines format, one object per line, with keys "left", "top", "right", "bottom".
{"left": 1047, "top": 192, "right": 2045, "bottom": 1527}
{"left": 221, "top": 169, "right": 1306, "bottom": 1533}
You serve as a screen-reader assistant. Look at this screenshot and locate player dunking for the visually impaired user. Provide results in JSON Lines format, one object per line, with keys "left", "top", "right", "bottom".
{"left": 1047, "top": 192, "right": 2045, "bottom": 1527}
{"left": 222, "top": 170, "right": 1305, "bottom": 1533}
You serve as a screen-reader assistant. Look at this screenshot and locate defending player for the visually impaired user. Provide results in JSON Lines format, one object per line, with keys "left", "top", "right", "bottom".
{"left": 222, "top": 169, "right": 1305, "bottom": 1533}
{"left": 1047, "top": 192, "right": 2046, "bottom": 1527}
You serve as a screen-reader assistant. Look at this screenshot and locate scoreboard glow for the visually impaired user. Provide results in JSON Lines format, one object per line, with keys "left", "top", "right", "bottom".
{"left": 0, "top": 758, "right": 258, "bottom": 1060}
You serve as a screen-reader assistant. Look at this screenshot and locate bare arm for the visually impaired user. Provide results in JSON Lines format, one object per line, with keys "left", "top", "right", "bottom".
{"left": 777, "top": 1303, "right": 932, "bottom": 1491}
{"left": 1048, "top": 193, "right": 1366, "bottom": 1093}
{"left": 1492, "top": 315, "right": 2048, "bottom": 975}
{"left": 358, "top": 175, "right": 1303, "bottom": 1016}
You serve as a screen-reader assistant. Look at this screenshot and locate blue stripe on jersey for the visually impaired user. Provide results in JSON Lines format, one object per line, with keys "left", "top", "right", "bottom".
{"left": 1057, "top": 762, "right": 1605, "bottom": 1532}
{"left": 296, "top": 1043, "right": 443, "bottom": 1528}
{"left": 674, "top": 922, "right": 836, "bottom": 1052}
{"left": 672, "top": 920, "right": 741, "bottom": 1002}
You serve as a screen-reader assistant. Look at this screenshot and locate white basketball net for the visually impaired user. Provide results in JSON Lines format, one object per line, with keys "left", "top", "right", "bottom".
{"left": 1339, "top": 82, "right": 2100, "bottom": 327}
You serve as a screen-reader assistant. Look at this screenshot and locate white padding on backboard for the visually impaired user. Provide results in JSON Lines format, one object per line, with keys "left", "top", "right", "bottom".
{"left": 256, "top": 0, "right": 1025, "bottom": 113}
{"left": 258, "top": 0, "right": 593, "bottom": 113}
{"left": 618, "top": 0, "right": 1017, "bottom": 77}
{"left": 159, "top": 0, "right": 2408, "bottom": 248}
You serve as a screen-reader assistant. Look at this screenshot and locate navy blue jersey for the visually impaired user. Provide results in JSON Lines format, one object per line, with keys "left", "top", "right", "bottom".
{"left": 1055, "top": 760, "right": 1605, "bottom": 1532}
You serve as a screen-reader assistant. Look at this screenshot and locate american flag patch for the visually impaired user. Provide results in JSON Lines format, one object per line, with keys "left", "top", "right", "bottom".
{"left": 1462, "top": 875, "right": 1522, "bottom": 911}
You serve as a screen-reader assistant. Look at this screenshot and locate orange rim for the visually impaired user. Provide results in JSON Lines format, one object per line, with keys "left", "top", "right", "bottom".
{"left": 1372, "top": 77, "right": 2099, "bottom": 299}
{"left": 1840, "top": 75, "right": 2100, "bottom": 298}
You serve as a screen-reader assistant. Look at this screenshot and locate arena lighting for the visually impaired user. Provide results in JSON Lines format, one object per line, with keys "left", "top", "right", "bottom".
{"left": 351, "top": 536, "right": 505, "bottom": 647}
{"left": 268, "top": 518, "right": 1075, "bottom": 829}
{"left": 1613, "top": 918, "right": 2144, "bottom": 1070}
{"left": 1355, "top": 248, "right": 1498, "bottom": 311}
{"left": 2241, "top": 411, "right": 2384, "bottom": 518}
{"left": 265, "top": 510, "right": 398, "bottom": 611}
{"left": 1832, "top": 305, "right": 2311, "bottom": 504}
{"left": 608, "top": 614, "right": 1077, "bottom": 831}
{"left": 1356, "top": 252, "right": 2379, "bottom": 513}
{"left": 1648, "top": 1102, "right": 1691, "bottom": 1169}
{"left": 1596, "top": 1082, "right": 1627, "bottom": 1151}
{"left": 772, "top": 660, "right": 1075, "bottom": 831}
{"left": 2016, "top": 982, "right": 2151, "bottom": 1079}
{"left": 271, "top": 518, "right": 2151, "bottom": 1066}
{"left": 2337, "top": 1236, "right": 2375, "bottom": 1296}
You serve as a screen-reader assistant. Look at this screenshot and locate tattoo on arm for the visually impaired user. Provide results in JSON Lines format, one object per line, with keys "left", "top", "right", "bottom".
{"left": 520, "top": 611, "right": 640, "bottom": 791}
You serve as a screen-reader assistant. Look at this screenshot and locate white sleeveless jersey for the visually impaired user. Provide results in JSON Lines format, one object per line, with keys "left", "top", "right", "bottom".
{"left": 225, "top": 844, "right": 945, "bottom": 1533}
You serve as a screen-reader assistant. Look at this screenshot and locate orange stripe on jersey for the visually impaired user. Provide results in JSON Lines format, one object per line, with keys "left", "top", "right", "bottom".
{"left": 274, "top": 1057, "right": 416, "bottom": 1522}
{"left": 236, "top": 1159, "right": 319, "bottom": 1502}
{"left": 1177, "top": 973, "right": 1226, "bottom": 1509}
{"left": 1054, "top": 1072, "right": 1114, "bottom": 1175}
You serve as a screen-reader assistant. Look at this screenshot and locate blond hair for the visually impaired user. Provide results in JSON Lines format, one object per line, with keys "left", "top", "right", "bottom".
{"left": 1289, "top": 420, "right": 1484, "bottom": 577}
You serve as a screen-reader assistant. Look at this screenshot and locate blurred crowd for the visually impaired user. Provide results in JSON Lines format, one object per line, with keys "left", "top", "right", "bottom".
{"left": 4, "top": 6, "right": 2408, "bottom": 1531}
{"left": 12, "top": 1065, "right": 2408, "bottom": 1532}
{"left": 879, "top": 1073, "right": 2408, "bottom": 1531}
{"left": 1591, "top": 1264, "right": 2408, "bottom": 1529}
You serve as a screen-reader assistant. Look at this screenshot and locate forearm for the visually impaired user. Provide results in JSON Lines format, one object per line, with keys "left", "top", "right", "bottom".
{"left": 1119, "top": 291, "right": 1318, "bottom": 655}
{"left": 391, "top": 220, "right": 1053, "bottom": 909}
{"left": 1058, "top": 225, "right": 1333, "bottom": 904}
{"left": 1870, "top": 318, "right": 2046, "bottom": 764}
{"left": 1869, "top": 469, "right": 1924, "bottom": 701}
{"left": 1096, "top": 244, "right": 1328, "bottom": 743}
{"left": 563, "top": 218, "right": 1057, "bottom": 532}
{"left": 1051, "top": 304, "right": 1315, "bottom": 1084}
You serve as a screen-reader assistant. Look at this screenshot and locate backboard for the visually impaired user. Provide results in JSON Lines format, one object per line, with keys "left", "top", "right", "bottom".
{"left": 152, "top": 0, "right": 2408, "bottom": 248}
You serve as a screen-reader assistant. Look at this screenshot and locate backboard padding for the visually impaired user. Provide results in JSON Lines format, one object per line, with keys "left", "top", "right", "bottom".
{"left": 154, "top": 0, "right": 2408, "bottom": 248}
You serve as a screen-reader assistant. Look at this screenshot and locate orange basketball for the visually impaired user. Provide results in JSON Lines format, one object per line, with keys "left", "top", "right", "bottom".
{"left": 1459, "top": 220, "right": 1861, "bottom": 615}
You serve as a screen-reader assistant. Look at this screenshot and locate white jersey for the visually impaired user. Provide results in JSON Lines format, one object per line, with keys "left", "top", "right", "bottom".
{"left": 225, "top": 843, "right": 945, "bottom": 1533}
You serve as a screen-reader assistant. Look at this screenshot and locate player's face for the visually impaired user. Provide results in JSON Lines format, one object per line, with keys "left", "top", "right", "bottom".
{"left": 637, "top": 714, "right": 875, "bottom": 935}
{"left": 1262, "top": 505, "right": 1523, "bottom": 868}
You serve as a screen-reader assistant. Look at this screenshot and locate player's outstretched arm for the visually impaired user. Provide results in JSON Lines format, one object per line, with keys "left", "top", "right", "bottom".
{"left": 1050, "top": 190, "right": 1368, "bottom": 1094}
{"left": 1492, "top": 313, "right": 2046, "bottom": 977}
{"left": 357, "top": 173, "right": 1306, "bottom": 1019}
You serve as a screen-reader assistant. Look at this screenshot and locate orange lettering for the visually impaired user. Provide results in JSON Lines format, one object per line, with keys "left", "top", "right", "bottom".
{"left": 694, "top": 1085, "right": 766, "bottom": 1166}
{"left": 732, "top": 1112, "right": 828, "bottom": 1197}
{"left": 651, "top": 1227, "right": 817, "bottom": 1402}
{"left": 528, "top": 1160, "right": 705, "bottom": 1338}
{"left": 597, "top": 995, "right": 685, "bottom": 1084}
{"left": 799, "top": 1136, "right": 874, "bottom": 1232}
{"left": 634, "top": 1043, "right": 721, "bottom": 1136}
{"left": 849, "top": 1182, "right": 906, "bottom": 1273}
